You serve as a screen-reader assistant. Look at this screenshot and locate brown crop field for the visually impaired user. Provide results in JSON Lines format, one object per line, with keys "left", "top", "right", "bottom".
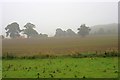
{"left": 2, "top": 35, "right": 118, "bottom": 57}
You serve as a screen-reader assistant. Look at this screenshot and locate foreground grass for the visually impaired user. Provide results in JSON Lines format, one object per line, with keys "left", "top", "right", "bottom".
{"left": 2, "top": 57, "right": 118, "bottom": 78}
{"left": 0, "top": 60, "right": 2, "bottom": 79}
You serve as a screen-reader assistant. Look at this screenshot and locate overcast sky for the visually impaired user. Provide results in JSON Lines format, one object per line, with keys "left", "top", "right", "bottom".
{"left": 0, "top": 0, "right": 118, "bottom": 36}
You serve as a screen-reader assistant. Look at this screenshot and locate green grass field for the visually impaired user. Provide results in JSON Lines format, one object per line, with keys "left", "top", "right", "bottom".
{"left": 2, "top": 57, "right": 118, "bottom": 78}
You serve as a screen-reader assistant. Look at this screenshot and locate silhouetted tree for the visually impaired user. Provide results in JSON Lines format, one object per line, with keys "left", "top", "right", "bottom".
{"left": 77, "top": 24, "right": 91, "bottom": 37}
{"left": 55, "top": 28, "right": 66, "bottom": 37}
{"left": 5, "top": 22, "right": 22, "bottom": 38}
{"left": 66, "top": 29, "right": 76, "bottom": 36}
{"left": 22, "top": 23, "right": 39, "bottom": 38}
{"left": 39, "top": 33, "right": 48, "bottom": 38}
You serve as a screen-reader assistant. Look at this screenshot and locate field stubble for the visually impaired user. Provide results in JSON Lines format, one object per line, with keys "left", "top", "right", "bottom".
{"left": 2, "top": 35, "right": 118, "bottom": 57}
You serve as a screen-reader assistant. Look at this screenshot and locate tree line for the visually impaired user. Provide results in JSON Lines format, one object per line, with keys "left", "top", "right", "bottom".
{"left": 2, "top": 22, "right": 91, "bottom": 39}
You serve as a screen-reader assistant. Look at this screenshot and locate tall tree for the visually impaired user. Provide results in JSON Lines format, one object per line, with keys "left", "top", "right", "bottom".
{"left": 66, "top": 29, "right": 76, "bottom": 37}
{"left": 5, "top": 22, "right": 21, "bottom": 38}
{"left": 77, "top": 24, "right": 91, "bottom": 37}
{"left": 54, "top": 28, "right": 66, "bottom": 37}
{"left": 22, "top": 23, "right": 39, "bottom": 38}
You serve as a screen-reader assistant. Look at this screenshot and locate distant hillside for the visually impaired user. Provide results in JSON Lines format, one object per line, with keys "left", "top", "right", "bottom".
{"left": 90, "top": 23, "right": 118, "bottom": 34}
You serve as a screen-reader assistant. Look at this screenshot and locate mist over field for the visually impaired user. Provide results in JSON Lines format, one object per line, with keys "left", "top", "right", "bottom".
{"left": 0, "top": 1, "right": 118, "bottom": 36}
{"left": 0, "top": 0, "right": 119, "bottom": 79}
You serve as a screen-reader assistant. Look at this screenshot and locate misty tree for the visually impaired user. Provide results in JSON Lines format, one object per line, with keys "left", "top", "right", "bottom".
{"left": 0, "top": 35, "right": 4, "bottom": 39}
{"left": 77, "top": 24, "right": 91, "bottom": 37}
{"left": 66, "top": 29, "right": 76, "bottom": 37}
{"left": 97, "top": 28, "right": 105, "bottom": 35}
{"left": 106, "top": 29, "right": 117, "bottom": 35}
{"left": 22, "top": 23, "right": 39, "bottom": 38}
{"left": 54, "top": 28, "right": 66, "bottom": 37}
{"left": 106, "top": 29, "right": 112, "bottom": 34}
{"left": 5, "top": 22, "right": 22, "bottom": 38}
{"left": 2, "top": 35, "right": 4, "bottom": 39}
{"left": 39, "top": 33, "right": 48, "bottom": 38}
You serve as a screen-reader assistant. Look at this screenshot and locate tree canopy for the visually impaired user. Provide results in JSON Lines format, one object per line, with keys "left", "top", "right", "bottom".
{"left": 5, "top": 22, "right": 92, "bottom": 39}
{"left": 5, "top": 22, "right": 22, "bottom": 38}
{"left": 77, "top": 24, "right": 91, "bottom": 37}
{"left": 22, "top": 23, "right": 39, "bottom": 38}
{"left": 55, "top": 28, "right": 66, "bottom": 37}
{"left": 66, "top": 29, "right": 76, "bottom": 36}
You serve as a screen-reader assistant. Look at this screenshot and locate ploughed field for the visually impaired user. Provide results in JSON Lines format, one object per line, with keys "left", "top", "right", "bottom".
{"left": 2, "top": 35, "right": 118, "bottom": 57}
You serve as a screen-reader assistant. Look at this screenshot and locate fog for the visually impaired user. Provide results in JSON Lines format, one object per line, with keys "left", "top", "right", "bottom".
{"left": 0, "top": 0, "right": 118, "bottom": 36}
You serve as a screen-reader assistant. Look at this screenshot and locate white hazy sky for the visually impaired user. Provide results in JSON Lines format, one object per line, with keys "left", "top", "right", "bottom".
{"left": 0, "top": 0, "right": 118, "bottom": 36}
